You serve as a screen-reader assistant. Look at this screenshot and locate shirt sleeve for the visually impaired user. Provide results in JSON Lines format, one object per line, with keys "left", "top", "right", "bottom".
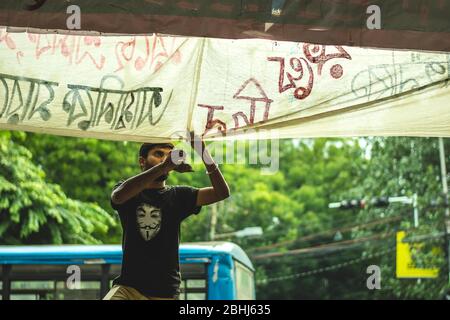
{"left": 175, "top": 185, "right": 202, "bottom": 221}
{"left": 110, "top": 180, "right": 127, "bottom": 211}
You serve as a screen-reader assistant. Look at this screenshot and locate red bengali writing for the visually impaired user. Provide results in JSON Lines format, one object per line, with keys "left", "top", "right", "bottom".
{"left": 198, "top": 78, "right": 273, "bottom": 137}
{"left": 198, "top": 44, "right": 351, "bottom": 136}
{"left": 0, "top": 31, "right": 182, "bottom": 73}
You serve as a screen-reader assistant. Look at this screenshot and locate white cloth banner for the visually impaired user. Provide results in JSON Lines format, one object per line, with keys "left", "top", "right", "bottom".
{"left": 0, "top": 29, "right": 449, "bottom": 142}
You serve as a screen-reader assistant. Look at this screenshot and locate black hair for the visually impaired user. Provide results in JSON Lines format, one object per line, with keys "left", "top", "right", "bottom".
{"left": 139, "top": 143, "right": 174, "bottom": 158}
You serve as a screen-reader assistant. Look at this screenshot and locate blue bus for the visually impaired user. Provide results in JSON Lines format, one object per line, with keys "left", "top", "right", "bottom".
{"left": 0, "top": 242, "right": 255, "bottom": 300}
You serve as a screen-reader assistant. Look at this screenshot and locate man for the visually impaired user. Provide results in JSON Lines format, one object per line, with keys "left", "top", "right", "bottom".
{"left": 103, "top": 134, "right": 230, "bottom": 300}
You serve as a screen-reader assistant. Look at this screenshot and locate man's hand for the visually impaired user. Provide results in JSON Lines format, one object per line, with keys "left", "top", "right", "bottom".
{"left": 162, "top": 149, "right": 194, "bottom": 173}
{"left": 161, "top": 149, "right": 186, "bottom": 171}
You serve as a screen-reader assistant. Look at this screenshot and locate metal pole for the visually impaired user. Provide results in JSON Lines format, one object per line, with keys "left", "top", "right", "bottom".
{"left": 413, "top": 193, "right": 419, "bottom": 228}
{"left": 209, "top": 203, "right": 218, "bottom": 241}
{"left": 412, "top": 193, "right": 420, "bottom": 285}
{"left": 2, "top": 265, "right": 11, "bottom": 300}
{"left": 438, "top": 137, "right": 450, "bottom": 286}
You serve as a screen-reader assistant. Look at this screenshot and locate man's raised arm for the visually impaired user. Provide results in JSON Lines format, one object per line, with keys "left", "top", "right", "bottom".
{"left": 191, "top": 133, "right": 231, "bottom": 207}
{"left": 111, "top": 150, "right": 184, "bottom": 205}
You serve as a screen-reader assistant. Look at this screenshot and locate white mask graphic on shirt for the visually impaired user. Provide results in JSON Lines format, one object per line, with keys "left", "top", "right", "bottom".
{"left": 136, "top": 203, "right": 161, "bottom": 241}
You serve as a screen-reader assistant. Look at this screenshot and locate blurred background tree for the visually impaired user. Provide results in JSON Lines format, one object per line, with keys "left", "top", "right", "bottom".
{"left": 3, "top": 130, "right": 449, "bottom": 299}
{"left": 350, "top": 137, "right": 450, "bottom": 299}
{"left": 0, "top": 131, "right": 116, "bottom": 244}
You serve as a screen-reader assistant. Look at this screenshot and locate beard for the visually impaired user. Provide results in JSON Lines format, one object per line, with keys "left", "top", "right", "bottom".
{"left": 142, "top": 162, "right": 169, "bottom": 182}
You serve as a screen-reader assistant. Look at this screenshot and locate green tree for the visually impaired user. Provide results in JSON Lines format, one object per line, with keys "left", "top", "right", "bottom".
{"left": 176, "top": 138, "right": 366, "bottom": 299}
{"left": 12, "top": 133, "right": 144, "bottom": 242}
{"left": 252, "top": 138, "right": 368, "bottom": 299}
{"left": 354, "top": 137, "right": 450, "bottom": 299}
{"left": 0, "top": 131, "right": 116, "bottom": 244}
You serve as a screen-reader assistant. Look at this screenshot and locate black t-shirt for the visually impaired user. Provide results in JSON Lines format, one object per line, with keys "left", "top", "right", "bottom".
{"left": 110, "top": 181, "right": 202, "bottom": 298}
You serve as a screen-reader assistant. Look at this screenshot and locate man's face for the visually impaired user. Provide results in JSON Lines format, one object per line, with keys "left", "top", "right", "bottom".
{"left": 139, "top": 147, "right": 173, "bottom": 181}
{"left": 136, "top": 203, "right": 161, "bottom": 241}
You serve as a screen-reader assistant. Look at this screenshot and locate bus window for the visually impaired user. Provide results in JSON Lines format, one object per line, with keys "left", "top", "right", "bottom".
{"left": 10, "top": 280, "right": 54, "bottom": 300}
{"left": 179, "top": 280, "right": 207, "bottom": 300}
{"left": 186, "top": 292, "right": 206, "bottom": 300}
{"left": 54, "top": 281, "right": 100, "bottom": 300}
{"left": 6, "top": 280, "right": 102, "bottom": 300}
{"left": 235, "top": 261, "right": 255, "bottom": 300}
{"left": 186, "top": 279, "right": 206, "bottom": 288}
{"left": 2, "top": 264, "right": 114, "bottom": 300}
{"left": 179, "top": 263, "right": 208, "bottom": 300}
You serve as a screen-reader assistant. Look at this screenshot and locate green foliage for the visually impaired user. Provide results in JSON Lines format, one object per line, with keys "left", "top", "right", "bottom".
{"left": 0, "top": 131, "right": 116, "bottom": 244}
{"left": 5, "top": 129, "right": 449, "bottom": 299}
{"left": 175, "top": 138, "right": 368, "bottom": 299}
{"left": 353, "top": 137, "right": 450, "bottom": 299}
{"left": 247, "top": 138, "right": 369, "bottom": 299}
{"left": 11, "top": 133, "right": 143, "bottom": 243}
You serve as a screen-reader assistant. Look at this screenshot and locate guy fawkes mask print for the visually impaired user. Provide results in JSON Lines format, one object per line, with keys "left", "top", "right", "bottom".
{"left": 136, "top": 203, "right": 161, "bottom": 241}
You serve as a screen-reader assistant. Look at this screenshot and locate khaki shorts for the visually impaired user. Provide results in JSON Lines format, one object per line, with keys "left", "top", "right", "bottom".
{"left": 103, "top": 285, "right": 177, "bottom": 300}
